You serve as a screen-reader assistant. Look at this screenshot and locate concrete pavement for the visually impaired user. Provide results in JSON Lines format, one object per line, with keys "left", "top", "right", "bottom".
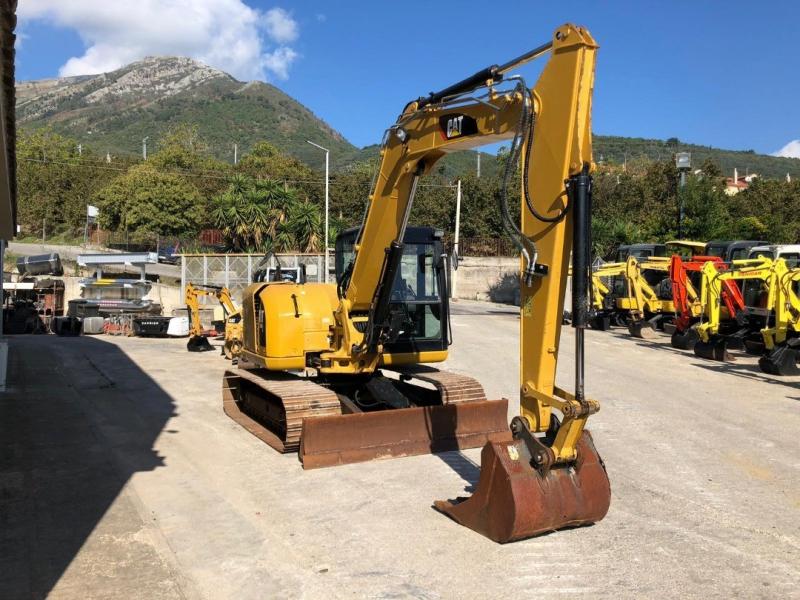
{"left": 1, "top": 300, "right": 798, "bottom": 599}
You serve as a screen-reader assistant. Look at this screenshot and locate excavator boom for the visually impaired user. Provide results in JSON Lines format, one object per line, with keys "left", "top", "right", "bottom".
{"left": 432, "top": 24, "right": 610, "bottom": 542}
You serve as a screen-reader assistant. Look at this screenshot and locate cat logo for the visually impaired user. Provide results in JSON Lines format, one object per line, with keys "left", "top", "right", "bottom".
{"left": 447, "top": 115, "right": 464, "bottom": 138}
{"left": 439, "top": 113, "right": 478, "bottom": 140}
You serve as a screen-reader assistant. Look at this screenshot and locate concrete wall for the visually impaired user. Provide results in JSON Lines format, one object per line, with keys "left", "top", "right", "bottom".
{"left": 451, "top": 256, "right": 573, "bottom": 308}
{"left": 452, "top": 256, "right": 520, "bottom": 303}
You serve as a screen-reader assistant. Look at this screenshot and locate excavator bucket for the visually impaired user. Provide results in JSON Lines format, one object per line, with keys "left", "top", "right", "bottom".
{"left": 187, "top": 335, "right": 214, "bottom": 352}
{"left": 759, "top": 345, "right": 799, "bottom": 376}
{"left": 434, "top": 431, "right": 611, "bottom": 543}
{"left": 671, "top": 328, "right": 698, "bottom": 351}
{"left": 628, "top": 319, "right": 657, "bottom": 339}
{"left": 693, "top": 337, "right": 734, "bottom": 362}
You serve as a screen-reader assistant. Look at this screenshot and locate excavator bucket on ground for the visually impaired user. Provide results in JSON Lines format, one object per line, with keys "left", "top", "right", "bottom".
{"left": 671, "top": 328, "right": 699, "bottom": 350}
{"left": 627, "top": 318, "right": 658, "bottom": 339}
{"left": 693, "top": 337, "right": 734, "bottom": 362}
{"left": 759, "top": 344, "right": 800, "bottom": 376}
{"left": 187, "top": 335, "right": 214, "bottom": 352}
{"left": 434, "top": 431, "right": 611, "bottom": 543}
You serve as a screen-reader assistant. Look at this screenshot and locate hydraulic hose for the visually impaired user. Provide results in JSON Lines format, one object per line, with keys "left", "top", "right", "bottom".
{"left": 498, "top": 81, "right": 539, "bottom": 286}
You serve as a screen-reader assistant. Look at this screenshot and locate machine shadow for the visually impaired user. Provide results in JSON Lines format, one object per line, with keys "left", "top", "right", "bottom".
{"left": 0, "top": 335, "right": 175, "bottom": 598}
{"left": 434, "top": 450, "right": 481, "bottom": 493}
{"left": 605, "top": 329, "right": 800, "bottom": 388}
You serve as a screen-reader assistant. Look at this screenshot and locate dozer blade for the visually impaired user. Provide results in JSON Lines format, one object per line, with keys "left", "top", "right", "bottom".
{"left": 759, "top": 346, "right": 799, "bottom": 376}
{"left": 628, "top": 319, "right": 657, "bottom": 339}
{"left": 671, "top": 328, "right": 698, "bottom": 351}
{"left": 300, "top": 399, "right": 511, "bottom": 469}
{"left": 434, "top": 431, "right": 610, "bottom": 543}
{"left": 187, "top": 335, "right": 214, "bottom": 352}
{"left": 693, "top": 338, "right": 734, "bottom": 362}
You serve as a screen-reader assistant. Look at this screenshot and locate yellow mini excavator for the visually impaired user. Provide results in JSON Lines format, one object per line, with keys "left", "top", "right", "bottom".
{"left": 590, "top": 256, "right": 674, "bottom": 337}
{"left": 223, "top": 23, "right": 610, "bottom": 542}
{"left": 185, "top": 282, "right": 243, "bottom": 357}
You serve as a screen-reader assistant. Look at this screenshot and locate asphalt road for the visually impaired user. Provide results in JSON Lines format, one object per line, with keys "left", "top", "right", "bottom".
{"left": 3, "top": 300, "right": 798, "bottom": 599}
{"left": 7, "top": 241, "right": 181, "bottom": 279}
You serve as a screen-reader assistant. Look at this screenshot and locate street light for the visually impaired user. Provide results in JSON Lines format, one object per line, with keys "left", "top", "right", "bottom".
{"left": 307, "top": 140, "right": 330, "bottom": 283}
{"left": 675, "top": 152, "right": 691, "bottom": 238}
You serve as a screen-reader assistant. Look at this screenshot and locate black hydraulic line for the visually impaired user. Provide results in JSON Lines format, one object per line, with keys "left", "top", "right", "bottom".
{"left": 569, "top": 166, "right": 593, "bottom": 404}
{"left": 570, "top": 166, "right": 593, "bottom": 329}
{"left": 418, "top": 66, "right": 500, "bottom": 108}
{"left": 416, "top": 41, "right": 553, "bottom": 109}
{"left": 365, "top": 240, "right": 404, "bottom": 351}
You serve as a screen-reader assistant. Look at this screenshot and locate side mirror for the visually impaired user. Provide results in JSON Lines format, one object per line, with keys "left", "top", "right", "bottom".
{"left": 450, "top": 250, "right": 459, "bottom": 271}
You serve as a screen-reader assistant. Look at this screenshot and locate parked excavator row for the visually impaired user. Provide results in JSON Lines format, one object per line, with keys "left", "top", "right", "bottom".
{"left": 220, "top": 24, "right": 610, "bottom": 543}
{"left": 589, "top": 241, "right": 800, "bottom": 375}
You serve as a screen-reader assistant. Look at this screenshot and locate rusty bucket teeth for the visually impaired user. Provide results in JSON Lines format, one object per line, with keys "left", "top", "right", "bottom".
{"left": 434, "top": 431, "right": 611, "bottom": 543}
{"left": 759, "top": 346, "right": 799, "bottom": 376}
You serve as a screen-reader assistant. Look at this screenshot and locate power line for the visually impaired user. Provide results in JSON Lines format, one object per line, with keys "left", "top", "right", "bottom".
{"left": 17, "top": 156, "right": 459, "bottom": 188}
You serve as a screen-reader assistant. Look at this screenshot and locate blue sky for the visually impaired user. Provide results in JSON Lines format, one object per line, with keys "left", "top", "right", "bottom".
{"left": 16, "top": 1, "right": 800, "bottom": 156}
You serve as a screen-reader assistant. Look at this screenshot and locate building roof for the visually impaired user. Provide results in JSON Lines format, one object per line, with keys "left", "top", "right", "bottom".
{"left": 0, "top": 1, "right": 16, "bottom": 239}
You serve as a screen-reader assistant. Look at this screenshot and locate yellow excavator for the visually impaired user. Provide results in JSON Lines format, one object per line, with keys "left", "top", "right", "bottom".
{"left": 590, "top": 256, "right": 674, "bottom": 337}
{"left": 223, "top": 23, "right": 610, "bottom": 542}
{"left": 185, "top": 282, "right": 243, "bottom": 358}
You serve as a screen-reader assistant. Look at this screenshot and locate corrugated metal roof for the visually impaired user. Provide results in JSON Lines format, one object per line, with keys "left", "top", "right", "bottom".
{"left": 0, "top": 0, "right": 15, "bottom": 239}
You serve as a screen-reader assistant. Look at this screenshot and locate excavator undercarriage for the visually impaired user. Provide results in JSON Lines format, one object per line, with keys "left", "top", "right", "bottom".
{"left": 223, "top": 364, "right": 510, "bottom": 468}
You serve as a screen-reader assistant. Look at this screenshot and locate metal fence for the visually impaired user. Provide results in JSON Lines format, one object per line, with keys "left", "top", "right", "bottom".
{"left": 180, "top": 253, "right": 328, "bottom": 304}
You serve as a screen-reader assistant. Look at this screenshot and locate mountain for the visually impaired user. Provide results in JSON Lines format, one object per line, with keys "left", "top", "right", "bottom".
{"left": 16, "top": 56, "right": 356, "bottom": 168}
{"left": 16, "top": 56, "right": 800, "bottom": 180}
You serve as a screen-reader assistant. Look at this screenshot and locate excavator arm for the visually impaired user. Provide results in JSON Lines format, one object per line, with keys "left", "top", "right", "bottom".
{"left": 422, "top": 24, "right": 610, "bottom": 542}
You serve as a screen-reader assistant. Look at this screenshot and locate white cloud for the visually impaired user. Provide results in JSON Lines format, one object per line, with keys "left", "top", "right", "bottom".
{"left": 18, "top": 1, "right": 300, "bottom": 81}
{"left": 773, "top": 140, "right": 800, "bottom": 159}
{"left": 316, "top": 14, "right": 327, "bottom": 23}
{"left": 263, "top": 8, "right": 298, "bottom": 44}
{"left": 261, "top": 47, "right": 298, "bottom": 80}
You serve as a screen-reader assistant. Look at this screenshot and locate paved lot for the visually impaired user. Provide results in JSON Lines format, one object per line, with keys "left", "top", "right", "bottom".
{"left": 1, "top": 300, "right": 799, "bottom": 599}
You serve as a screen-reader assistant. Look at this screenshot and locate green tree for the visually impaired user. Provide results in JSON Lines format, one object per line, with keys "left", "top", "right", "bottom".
{"left": 94, "top": 163, "right": 204, "bottom": 236}
{"left": 16, "top": 129, "right": 123, "bottom": 237}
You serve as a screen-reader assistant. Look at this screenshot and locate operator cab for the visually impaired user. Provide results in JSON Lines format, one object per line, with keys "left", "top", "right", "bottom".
{"left": 335, "top": 226, "right": 450, "bottom": 354}
{"left": 665, "top": 240, "right": 706, "bottom": 258}
{"left": 704, "top": 240, "right": 769, "bottom": 262}
{"left": 613, "top": 243, "right": 666, "bottom": 262}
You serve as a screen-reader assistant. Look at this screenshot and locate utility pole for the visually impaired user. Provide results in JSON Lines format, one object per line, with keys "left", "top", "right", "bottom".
{"left": 476, "top": 152, "right": 481, "bottom": 178}
{"left": 452, "top": 180, "right": 462, "bottom": 299}
{"left": 307, "top": 140, "right": 330, "bottom": 283}
{"left": 233, "top": 143, "right": 238, "bottom": 165}
{"left": 675, "top": 152, "right": 691, "bottom": 239}
{"left": 77, "top": 143, "right": 82, "bottom": 156}
{"left": 142, "top": 136, "right": 149, "bottom": 160}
